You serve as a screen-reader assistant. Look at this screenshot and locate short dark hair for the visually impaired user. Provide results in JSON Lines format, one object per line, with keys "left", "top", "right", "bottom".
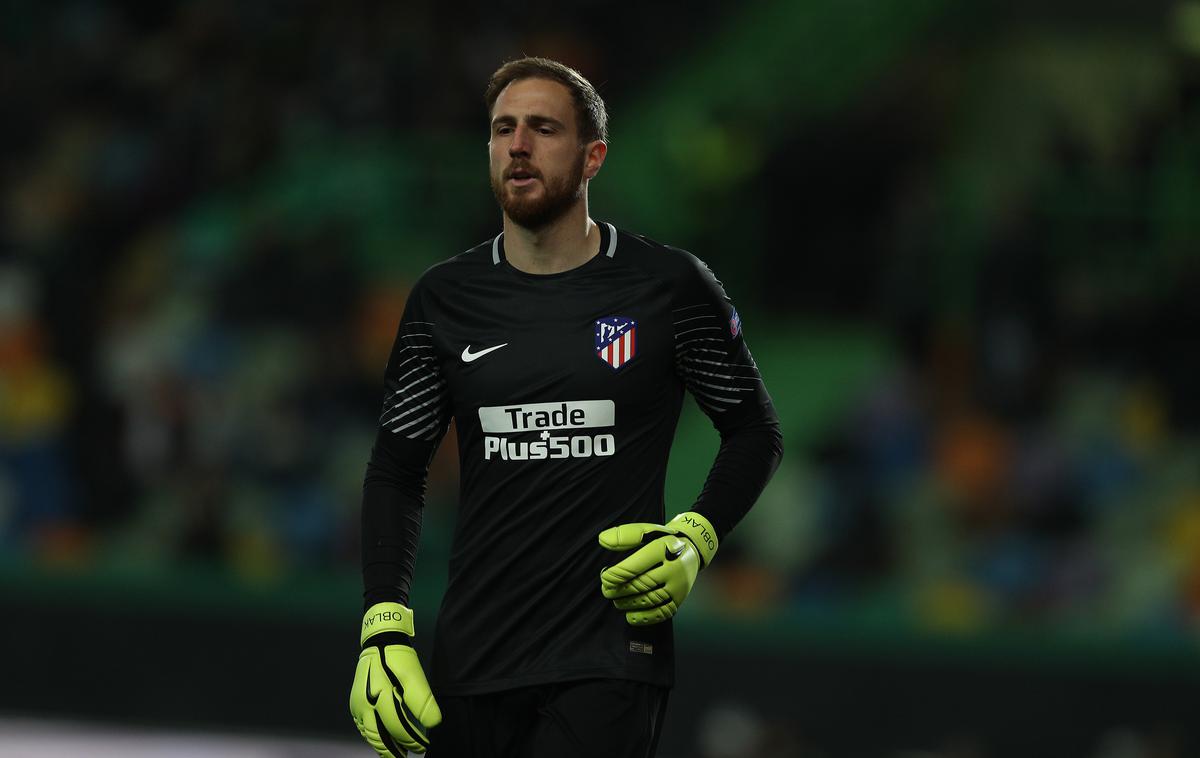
{"left": 485, "top": 57, "right": 608, "bottom": 144}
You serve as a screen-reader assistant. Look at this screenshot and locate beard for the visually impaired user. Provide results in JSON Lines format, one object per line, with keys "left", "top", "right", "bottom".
{"left": 490, "top": 150, "right": 586, "bottom": 231}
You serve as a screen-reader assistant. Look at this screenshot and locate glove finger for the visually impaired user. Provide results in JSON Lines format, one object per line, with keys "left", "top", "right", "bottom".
{"left": 369, "top": 652, "right": 436, "bottom": 753}
{"left": 601, "top": 561, "right": 672, "bottom": 599}
{"left": 349, "top": 652, "right": 372, "bottom": 720}
{"left": 601, "top": 537, "right": 685, "bottom": 594}
{"left": 600, "top": 539, "right": 665, "bottom": 587}
{"left": 350, "top": 659, "right": 402, "bottom": 758}
{"left": 612, "top": 583, "right": 672, "bottom": 610}
{"left": 372, "top": 677, "right": 427, "bottom": 753}
{"left": 626, "top": 600, "right": 678, "bottom": 626}
{"left": 384, "top": 646, "right": 443, "bottom": 729}
{"left": 598, "top": 523, "right": 674, "bottom": 552}
{"left": 355, "top": 715, "right": 401, "bottom": 758}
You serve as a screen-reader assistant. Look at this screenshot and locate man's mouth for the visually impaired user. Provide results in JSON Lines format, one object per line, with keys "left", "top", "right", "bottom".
{"left": 508, "top": 167, "right": 538, "bottom": 186}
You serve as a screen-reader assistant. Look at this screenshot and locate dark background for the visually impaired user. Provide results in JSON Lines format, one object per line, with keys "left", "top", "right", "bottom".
{"left": 2, "top": 1, "right": 1199, "bottom": 756}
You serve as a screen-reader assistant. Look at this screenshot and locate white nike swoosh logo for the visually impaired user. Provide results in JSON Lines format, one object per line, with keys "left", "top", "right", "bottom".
{"left": 461, "top": 343, "right": 509, "bottom": 362}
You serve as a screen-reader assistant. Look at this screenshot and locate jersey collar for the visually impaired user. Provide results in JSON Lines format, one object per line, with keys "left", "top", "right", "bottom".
{"left": 492, "top": 221, "right": 619, "bottom": 268}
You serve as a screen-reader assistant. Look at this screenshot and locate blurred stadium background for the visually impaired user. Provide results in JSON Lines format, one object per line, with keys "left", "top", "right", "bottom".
{"left": 3, "top": 1, "right": 1199, "bottom": 756}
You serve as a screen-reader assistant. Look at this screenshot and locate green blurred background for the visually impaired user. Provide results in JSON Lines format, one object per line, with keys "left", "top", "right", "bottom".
{"left": 2, "top": 0, "right": 1199, "bottom": 755}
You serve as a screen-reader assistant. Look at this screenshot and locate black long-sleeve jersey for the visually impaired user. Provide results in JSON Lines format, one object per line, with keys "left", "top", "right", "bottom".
{"left": 362, "top": 221, "right": 783, "bottom": 695}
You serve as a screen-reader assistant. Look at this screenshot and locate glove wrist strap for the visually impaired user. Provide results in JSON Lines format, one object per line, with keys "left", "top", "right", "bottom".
{"left": 668, "top": 511, "right": 719, "bottom": 568}
{"left": 361, "top": 601, "right": 415, "bottom": 646}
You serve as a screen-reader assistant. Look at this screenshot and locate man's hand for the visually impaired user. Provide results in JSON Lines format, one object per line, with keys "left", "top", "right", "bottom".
{"left": 599, "top": 511, "right": 719, "bottom": 625}
{"left": 349, "top": 603, "right": 442, "bottom": 756}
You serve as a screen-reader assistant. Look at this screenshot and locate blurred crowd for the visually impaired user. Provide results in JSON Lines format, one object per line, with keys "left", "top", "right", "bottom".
{"left": 2, "top": 1, "right": 423, "bottom": 573}
{"left": 3, "top": 0, "right": 1200, "bottom": 654}
{"left": 761, "top": 313, "right": 1200, "bottom": 636}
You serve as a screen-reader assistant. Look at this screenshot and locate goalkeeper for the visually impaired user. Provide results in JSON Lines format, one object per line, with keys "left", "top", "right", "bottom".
{"left": 350, "top": 56, "right": 783, "bottom": 757}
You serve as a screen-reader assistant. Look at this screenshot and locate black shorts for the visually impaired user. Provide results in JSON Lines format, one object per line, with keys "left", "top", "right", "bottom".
{"left": 427, "top": 678, "right": 670, "bottom": 758}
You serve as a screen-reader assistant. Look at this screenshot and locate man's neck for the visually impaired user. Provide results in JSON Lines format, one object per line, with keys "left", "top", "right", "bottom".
{"left": 503, "top": 203, "right": 600, "bottom": 275}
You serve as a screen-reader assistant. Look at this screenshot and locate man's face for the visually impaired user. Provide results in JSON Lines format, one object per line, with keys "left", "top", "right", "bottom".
{"left": 488, "top": 78, "right": 597, "bottom": 230}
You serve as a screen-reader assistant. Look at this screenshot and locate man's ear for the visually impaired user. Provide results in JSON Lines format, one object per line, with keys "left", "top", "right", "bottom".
{"left": 583, "top": 140, "right": 608, "bottom": 180}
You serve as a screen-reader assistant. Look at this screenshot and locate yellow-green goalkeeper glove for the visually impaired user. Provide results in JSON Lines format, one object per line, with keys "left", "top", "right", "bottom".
{"left": 599, "top": 511, "right": 719, "bottom": 626}
{"left": 349, "top": 602, "right": 441, "bottom": 756}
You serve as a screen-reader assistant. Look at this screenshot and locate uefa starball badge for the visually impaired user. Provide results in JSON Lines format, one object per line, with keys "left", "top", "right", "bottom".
{"left": 595, "top": 316, "right": 637, "bottom": 370}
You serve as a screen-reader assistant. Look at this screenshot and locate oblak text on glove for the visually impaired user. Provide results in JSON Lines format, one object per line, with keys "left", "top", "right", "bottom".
{"left": 677, "top": 514, "right": 717, "bottom": 554}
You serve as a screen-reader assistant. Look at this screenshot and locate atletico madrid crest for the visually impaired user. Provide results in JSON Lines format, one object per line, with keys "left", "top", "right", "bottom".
{"left": 595, "top": 316, "right": 637, "bottom": 370}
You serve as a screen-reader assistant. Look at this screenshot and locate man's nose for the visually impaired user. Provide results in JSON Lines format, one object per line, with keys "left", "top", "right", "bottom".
{"left": 509, "top": 125, "right": 531, "bottom": 156}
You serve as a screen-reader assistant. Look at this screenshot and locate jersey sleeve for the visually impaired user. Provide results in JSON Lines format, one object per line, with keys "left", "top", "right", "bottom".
{"left": 361, "top": 279, "right": 452, "bottom": 609}
{"left": 671, "top": 252, "right": 784, "bottom": 541}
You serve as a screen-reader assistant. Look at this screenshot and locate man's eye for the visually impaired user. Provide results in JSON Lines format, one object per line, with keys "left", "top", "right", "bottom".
{"left": 538, "top": 128, "right": 553, "bottom": 135}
